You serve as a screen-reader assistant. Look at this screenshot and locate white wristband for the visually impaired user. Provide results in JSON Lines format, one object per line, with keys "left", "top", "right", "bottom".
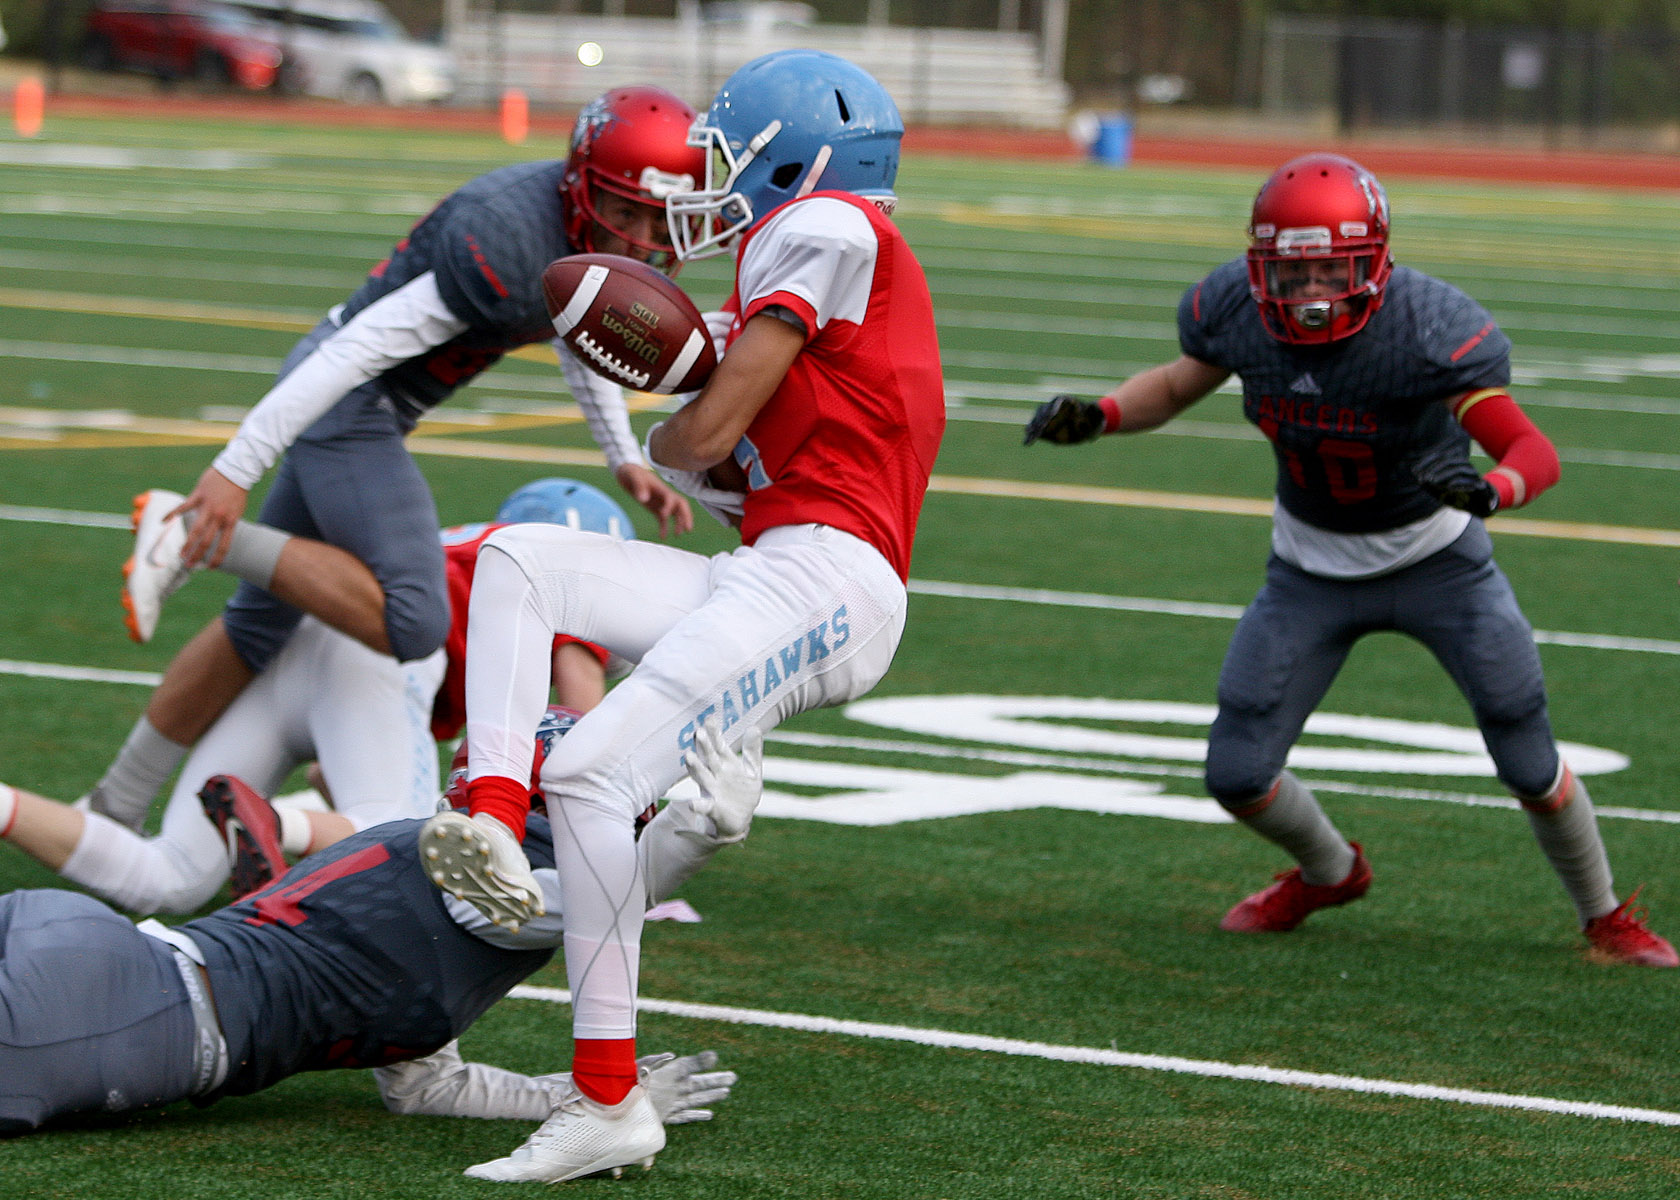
{"left": 0, "top": 784, "right": 17, "bottom": 839}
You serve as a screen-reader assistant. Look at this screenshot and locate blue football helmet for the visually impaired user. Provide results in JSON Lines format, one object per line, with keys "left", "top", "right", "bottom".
{"left": 666, "top": 49, "right": 903, "bottom": 261}
{"left": 496, "top": 478, "right": 634, "bottom": 540}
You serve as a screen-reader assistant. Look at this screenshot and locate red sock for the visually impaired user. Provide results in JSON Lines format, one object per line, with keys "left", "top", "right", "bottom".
{"left": 571, "top": 1037, "right": 638, "bottom": 1105}
{"left": 465, "top": 775, "right": 530, "bottom": 840}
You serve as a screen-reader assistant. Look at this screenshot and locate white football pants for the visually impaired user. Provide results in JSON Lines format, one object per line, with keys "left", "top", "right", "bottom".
{"left": 464, "top": 522, "right": 908, "bottom": 1038}
{"left": 63, "top": 617, "right": 445, "bottom": 914}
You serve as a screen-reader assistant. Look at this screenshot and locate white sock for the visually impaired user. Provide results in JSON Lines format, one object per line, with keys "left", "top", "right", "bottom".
{"left": 1521, "top": 767, "right": 1617, "bottom": 924}
{"left": 278, "top": 806, "right": 313, "bottom": 857}
{"left": 1234, "top": 770, "right": 1356, "bottom": 885}
{"left": 0, "top": 784, "right": 16, "bottom": 839}
{"left": 92, "top": 716, "right": 188, "bottom": 829}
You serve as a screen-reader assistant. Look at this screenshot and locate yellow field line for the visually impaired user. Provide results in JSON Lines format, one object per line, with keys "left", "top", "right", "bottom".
{"left": 4, "top": 406, "right": 1673, "bottom": 549}
{"left": 926, "top": 472, "right": 1680, "bottom": 548}
{"left": 0, "top": 289, "right": 554, "bottom": 362}
{"left": 0, "top": 288, "right": 319, "bottom": 333}
{"left": 0, "top": 401, "right": 619, "bottom": 448}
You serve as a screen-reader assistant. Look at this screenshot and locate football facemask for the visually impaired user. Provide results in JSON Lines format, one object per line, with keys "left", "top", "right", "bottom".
{"left": 665, "top": 49, "right": 902, "bottom": 262}
{"left": 666, "top": 116, "right": 781, "bottom": 262}
{"left": 1246, "top": 152, "right": 1393, "bottom": 345}
{"left": 564, "top": 86, "right": 703, "bottom": 275}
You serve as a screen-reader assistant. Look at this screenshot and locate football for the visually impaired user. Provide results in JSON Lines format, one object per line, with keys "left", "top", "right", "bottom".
{"left": 542, "top": 253, "right": 717, "bottom": 395}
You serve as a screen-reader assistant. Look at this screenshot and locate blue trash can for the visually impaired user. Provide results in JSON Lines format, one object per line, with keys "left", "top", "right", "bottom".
{"left": 1090, "top": 114, "right": 1133, "bottom": 167}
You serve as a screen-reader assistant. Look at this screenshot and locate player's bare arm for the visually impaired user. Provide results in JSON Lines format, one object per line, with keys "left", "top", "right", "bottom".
{"left": 1108, "top": 354, "right": 1230, "bottom": 430}
{"left": 1025, "top": 354, "right": 1228, "bottom": 445}
{"left": 647, "top": 314, "right": 805, "bottom": 470}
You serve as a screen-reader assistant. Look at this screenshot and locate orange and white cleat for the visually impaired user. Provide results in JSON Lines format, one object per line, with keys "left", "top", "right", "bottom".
{"left": 122, "top": 489, "right": 192, "bottom": 643}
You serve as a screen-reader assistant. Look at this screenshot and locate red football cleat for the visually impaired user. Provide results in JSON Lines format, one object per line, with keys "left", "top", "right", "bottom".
{"left": 199, "top": 774, "right": 288, "bottom": 899}
{"left": 1220, "top": 842, "right": 1372, "bottom": 932}
{"left": 1583, "top": 888, "right": 1679, "bottom": 968}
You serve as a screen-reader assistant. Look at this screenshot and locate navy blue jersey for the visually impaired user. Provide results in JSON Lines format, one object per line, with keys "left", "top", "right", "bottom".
{"left": 339, "top": 161, "right": 577, "bottom": 423}
{"left": 1179, "top": 261, "right": 1511, "bottom": 534}
{"left": 184, "top": 816, "right": 558, "bottom": 1102}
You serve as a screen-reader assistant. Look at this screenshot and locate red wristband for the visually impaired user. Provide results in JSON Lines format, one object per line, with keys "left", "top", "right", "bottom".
{"left": 1099, "top": 395, "right": 1122, "bottom": 434}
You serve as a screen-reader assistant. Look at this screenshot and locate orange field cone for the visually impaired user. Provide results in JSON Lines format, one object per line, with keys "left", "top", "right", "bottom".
{"left": 14, "top": 76, "right": 45, "bottom": 139}
{"left": 500, "top": 88, "right": 529, "bottom": 146}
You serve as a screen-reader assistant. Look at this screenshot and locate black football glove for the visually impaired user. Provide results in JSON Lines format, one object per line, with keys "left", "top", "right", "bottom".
{"left": 1023, "top": 394, "right": 1105, "bottom": 446}
{"left": 1412, "top": 452, "right": 1500, "bottom": 518}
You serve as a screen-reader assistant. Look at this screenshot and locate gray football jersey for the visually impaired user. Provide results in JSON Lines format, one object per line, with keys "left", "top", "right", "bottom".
{"left": 184, "top": 816, "right": 558, "bottom": 1103}
{"left": 337, "top": 160, "right": 578, "bottom": 422}
{"left": 1179, "top": 261, "right": 1511, "bottom": 533}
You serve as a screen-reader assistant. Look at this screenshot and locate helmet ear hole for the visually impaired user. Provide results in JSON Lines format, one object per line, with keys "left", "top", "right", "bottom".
{"left": 770, "top": 162, "right": 803, "bottom": 189}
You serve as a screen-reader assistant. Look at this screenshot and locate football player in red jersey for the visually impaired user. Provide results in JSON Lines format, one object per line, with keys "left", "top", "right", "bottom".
{"left": 1025, "top": 153, "right": 1674, "bottom": 969}
{"left": 93, "top": 86, "right": 706, "bottom": 841}
{"left": 419, "top": 50, "right": 946, "bottom": 1182}
{"left": 0, "top": 480, "right": 627, "bottom": 914}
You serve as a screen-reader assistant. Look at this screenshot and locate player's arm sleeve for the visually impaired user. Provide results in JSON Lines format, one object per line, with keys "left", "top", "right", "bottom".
{"left": 735, "top": 197, "right": 877, "bottom": 337}
{"left": 212, "top": 272, "right": 469, "bottom": 487}
{"left": 551, "top": 337, "right": 643, "bottom": 473}
{"left": 1451, "top": 388, "right": 1560, "bottom": 509}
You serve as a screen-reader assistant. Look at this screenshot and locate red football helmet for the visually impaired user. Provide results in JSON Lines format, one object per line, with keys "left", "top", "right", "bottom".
{"left": 562, "top": 86, "right": 704, "bottom": 275}
{"left": 1247, "top": 153, "right": 1393, "bottom": 345}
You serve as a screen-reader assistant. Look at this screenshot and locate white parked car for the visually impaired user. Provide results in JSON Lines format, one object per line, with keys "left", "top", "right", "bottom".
{"left": 222, "top": 0, "right": 455, "bottom": 104}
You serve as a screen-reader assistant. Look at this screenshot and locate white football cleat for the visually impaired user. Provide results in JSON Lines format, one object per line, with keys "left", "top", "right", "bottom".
{"left": 122, "top": 489, "right": 192, "bottom": 644}
{"left": 462, "top": 1084, "right": 665, "bottom": 1183}
{"left": 420, "top": 810, "right": 544, "bottom": 930}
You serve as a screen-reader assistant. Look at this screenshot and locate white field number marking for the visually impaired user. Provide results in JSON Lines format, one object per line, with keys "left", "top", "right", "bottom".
{"left": 652, "top": 694, "right": 1629, "bottom": 828}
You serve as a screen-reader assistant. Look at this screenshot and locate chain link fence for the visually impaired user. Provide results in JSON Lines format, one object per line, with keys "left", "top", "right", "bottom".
{"left": 1259, "top": 15, "right": 1680, "bottom": 138}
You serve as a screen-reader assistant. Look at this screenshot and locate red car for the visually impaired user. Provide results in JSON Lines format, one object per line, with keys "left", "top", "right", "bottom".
{"left": 82, "top": 0, "right": 284, "bottom": 90}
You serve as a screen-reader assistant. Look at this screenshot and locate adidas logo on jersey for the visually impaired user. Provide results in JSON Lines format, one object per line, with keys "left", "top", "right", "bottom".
{"left": 1289, "top": 373, "right": 1323, "bottom": 395}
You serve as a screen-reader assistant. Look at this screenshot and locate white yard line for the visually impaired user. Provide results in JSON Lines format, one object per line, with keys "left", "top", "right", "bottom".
{"left": 508, "top": 984, "right": 1680, "bottom": 1127}
{"left": 2, "top": 503, "right": 1675, "bottom": 654}
{"left": 906, "top": 578, "right": 1680, "bottom": 655}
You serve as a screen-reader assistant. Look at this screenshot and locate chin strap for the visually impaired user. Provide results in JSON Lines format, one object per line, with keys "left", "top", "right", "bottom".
{"left": 795, "top": 144, "right": 833, "bottom": 198}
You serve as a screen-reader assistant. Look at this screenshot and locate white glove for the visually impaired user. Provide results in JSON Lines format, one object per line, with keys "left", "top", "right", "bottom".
{"left": 374, "top": 1040, "right": 556, "bottom": 1121}
{"left": 642, "top": 421, "right": 746, "bottom": 529}
{"left": 636, "top": 1050, "right": 738, "bottom": 1125}
{"left": 375, "top": 1043, "right": 737, "bottom": 1126}
{"left": 682, "top": 714, "right": 764, "bottom": 844}
{"left": 528, "top": 1051, "right": 737, "bottom": 1125}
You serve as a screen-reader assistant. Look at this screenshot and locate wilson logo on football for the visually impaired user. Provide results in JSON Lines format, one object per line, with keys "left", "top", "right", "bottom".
{"left": 599, "top": 306, "right": 665, "bottom": 366}
{"left": 542, "top": 253, "right": 718, "bottom": 395}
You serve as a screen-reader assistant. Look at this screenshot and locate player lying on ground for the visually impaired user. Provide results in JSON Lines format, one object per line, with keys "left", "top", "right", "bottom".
{"left": 88, "top": 85, "right": 704, "bottom": 847}
{"left": 1024, "top": 152, "right": 1674, "bottom": 967}
{"left": 424, "top": 49, "right": 947, "bottom": 1183}
{"left": 0, "top": 706, "right": 757, "bottom": 1140}
{"left": 0, "top": 479, "right": 631, "bottom": 913}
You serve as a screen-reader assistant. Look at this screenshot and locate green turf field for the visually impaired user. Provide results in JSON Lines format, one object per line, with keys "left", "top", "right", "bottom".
{"left": 2, "top": 110, "right": 1679, "bottom": 1198}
